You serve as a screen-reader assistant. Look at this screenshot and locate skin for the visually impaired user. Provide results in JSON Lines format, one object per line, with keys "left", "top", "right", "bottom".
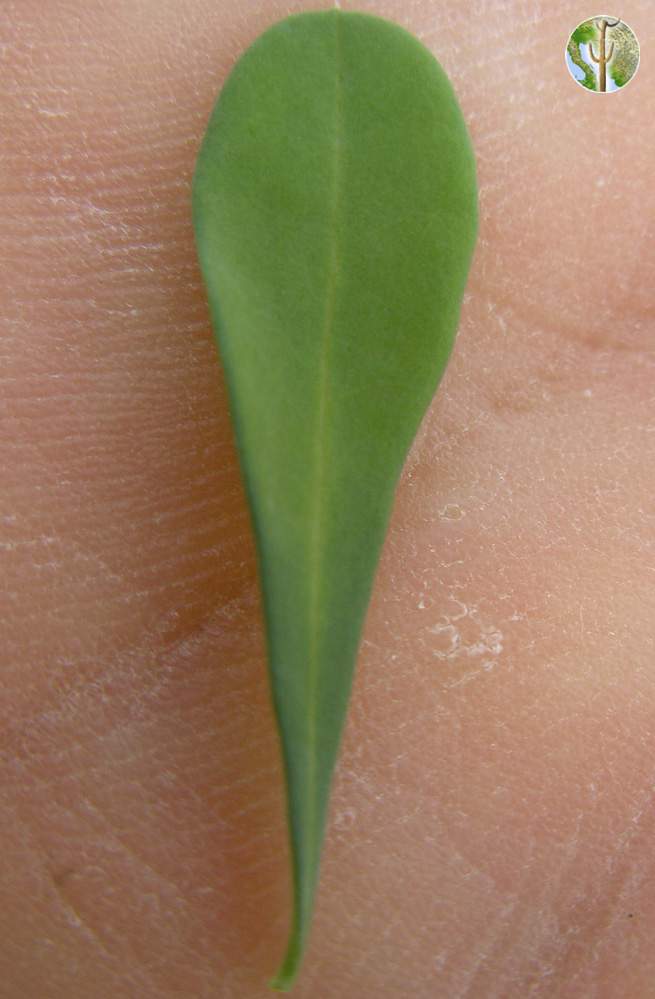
{"left": 1, "top": 1, "right": 654, "bottom": 996}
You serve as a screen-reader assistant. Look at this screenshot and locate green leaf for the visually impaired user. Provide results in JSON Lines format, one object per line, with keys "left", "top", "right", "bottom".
{"left": 192, "top": 9, "right": 477, "bottom": 990}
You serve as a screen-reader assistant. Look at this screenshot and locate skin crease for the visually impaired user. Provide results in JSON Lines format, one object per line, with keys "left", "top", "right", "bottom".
{"left": 1, "top": 0, "right": 654, "bottom": 995}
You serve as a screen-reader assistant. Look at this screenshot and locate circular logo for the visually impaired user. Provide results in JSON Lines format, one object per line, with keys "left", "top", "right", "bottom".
{"left": 565, "top": 16, "right": 640, "bottom": 92}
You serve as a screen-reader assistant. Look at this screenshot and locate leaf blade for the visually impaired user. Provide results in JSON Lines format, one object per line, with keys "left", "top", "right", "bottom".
{"left": 192, "top": 10, "right": 478, "bottom": 990}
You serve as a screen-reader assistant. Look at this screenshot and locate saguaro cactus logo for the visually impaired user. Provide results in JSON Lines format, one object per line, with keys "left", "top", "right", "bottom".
{"left": 566, "top": 16, "right": 640, "bottom": 92}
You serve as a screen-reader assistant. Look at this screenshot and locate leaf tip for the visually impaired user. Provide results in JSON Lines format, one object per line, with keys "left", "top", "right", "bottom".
{"left": 268, "top": 929, "right": 304, "bottom": 992}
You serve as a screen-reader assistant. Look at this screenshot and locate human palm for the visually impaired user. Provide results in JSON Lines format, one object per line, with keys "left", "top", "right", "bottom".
{"left": 2, "top": 2, "right": 654, "bottom": 997}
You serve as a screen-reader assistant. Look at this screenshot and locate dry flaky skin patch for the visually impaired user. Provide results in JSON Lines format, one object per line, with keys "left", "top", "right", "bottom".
{"left": 1, "top": 1, "right": 654, "bottom": 998}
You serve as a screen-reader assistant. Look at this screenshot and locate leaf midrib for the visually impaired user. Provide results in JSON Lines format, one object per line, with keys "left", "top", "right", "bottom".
{"left": 305, "top": 10, "right": 343, "bottom": 894}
